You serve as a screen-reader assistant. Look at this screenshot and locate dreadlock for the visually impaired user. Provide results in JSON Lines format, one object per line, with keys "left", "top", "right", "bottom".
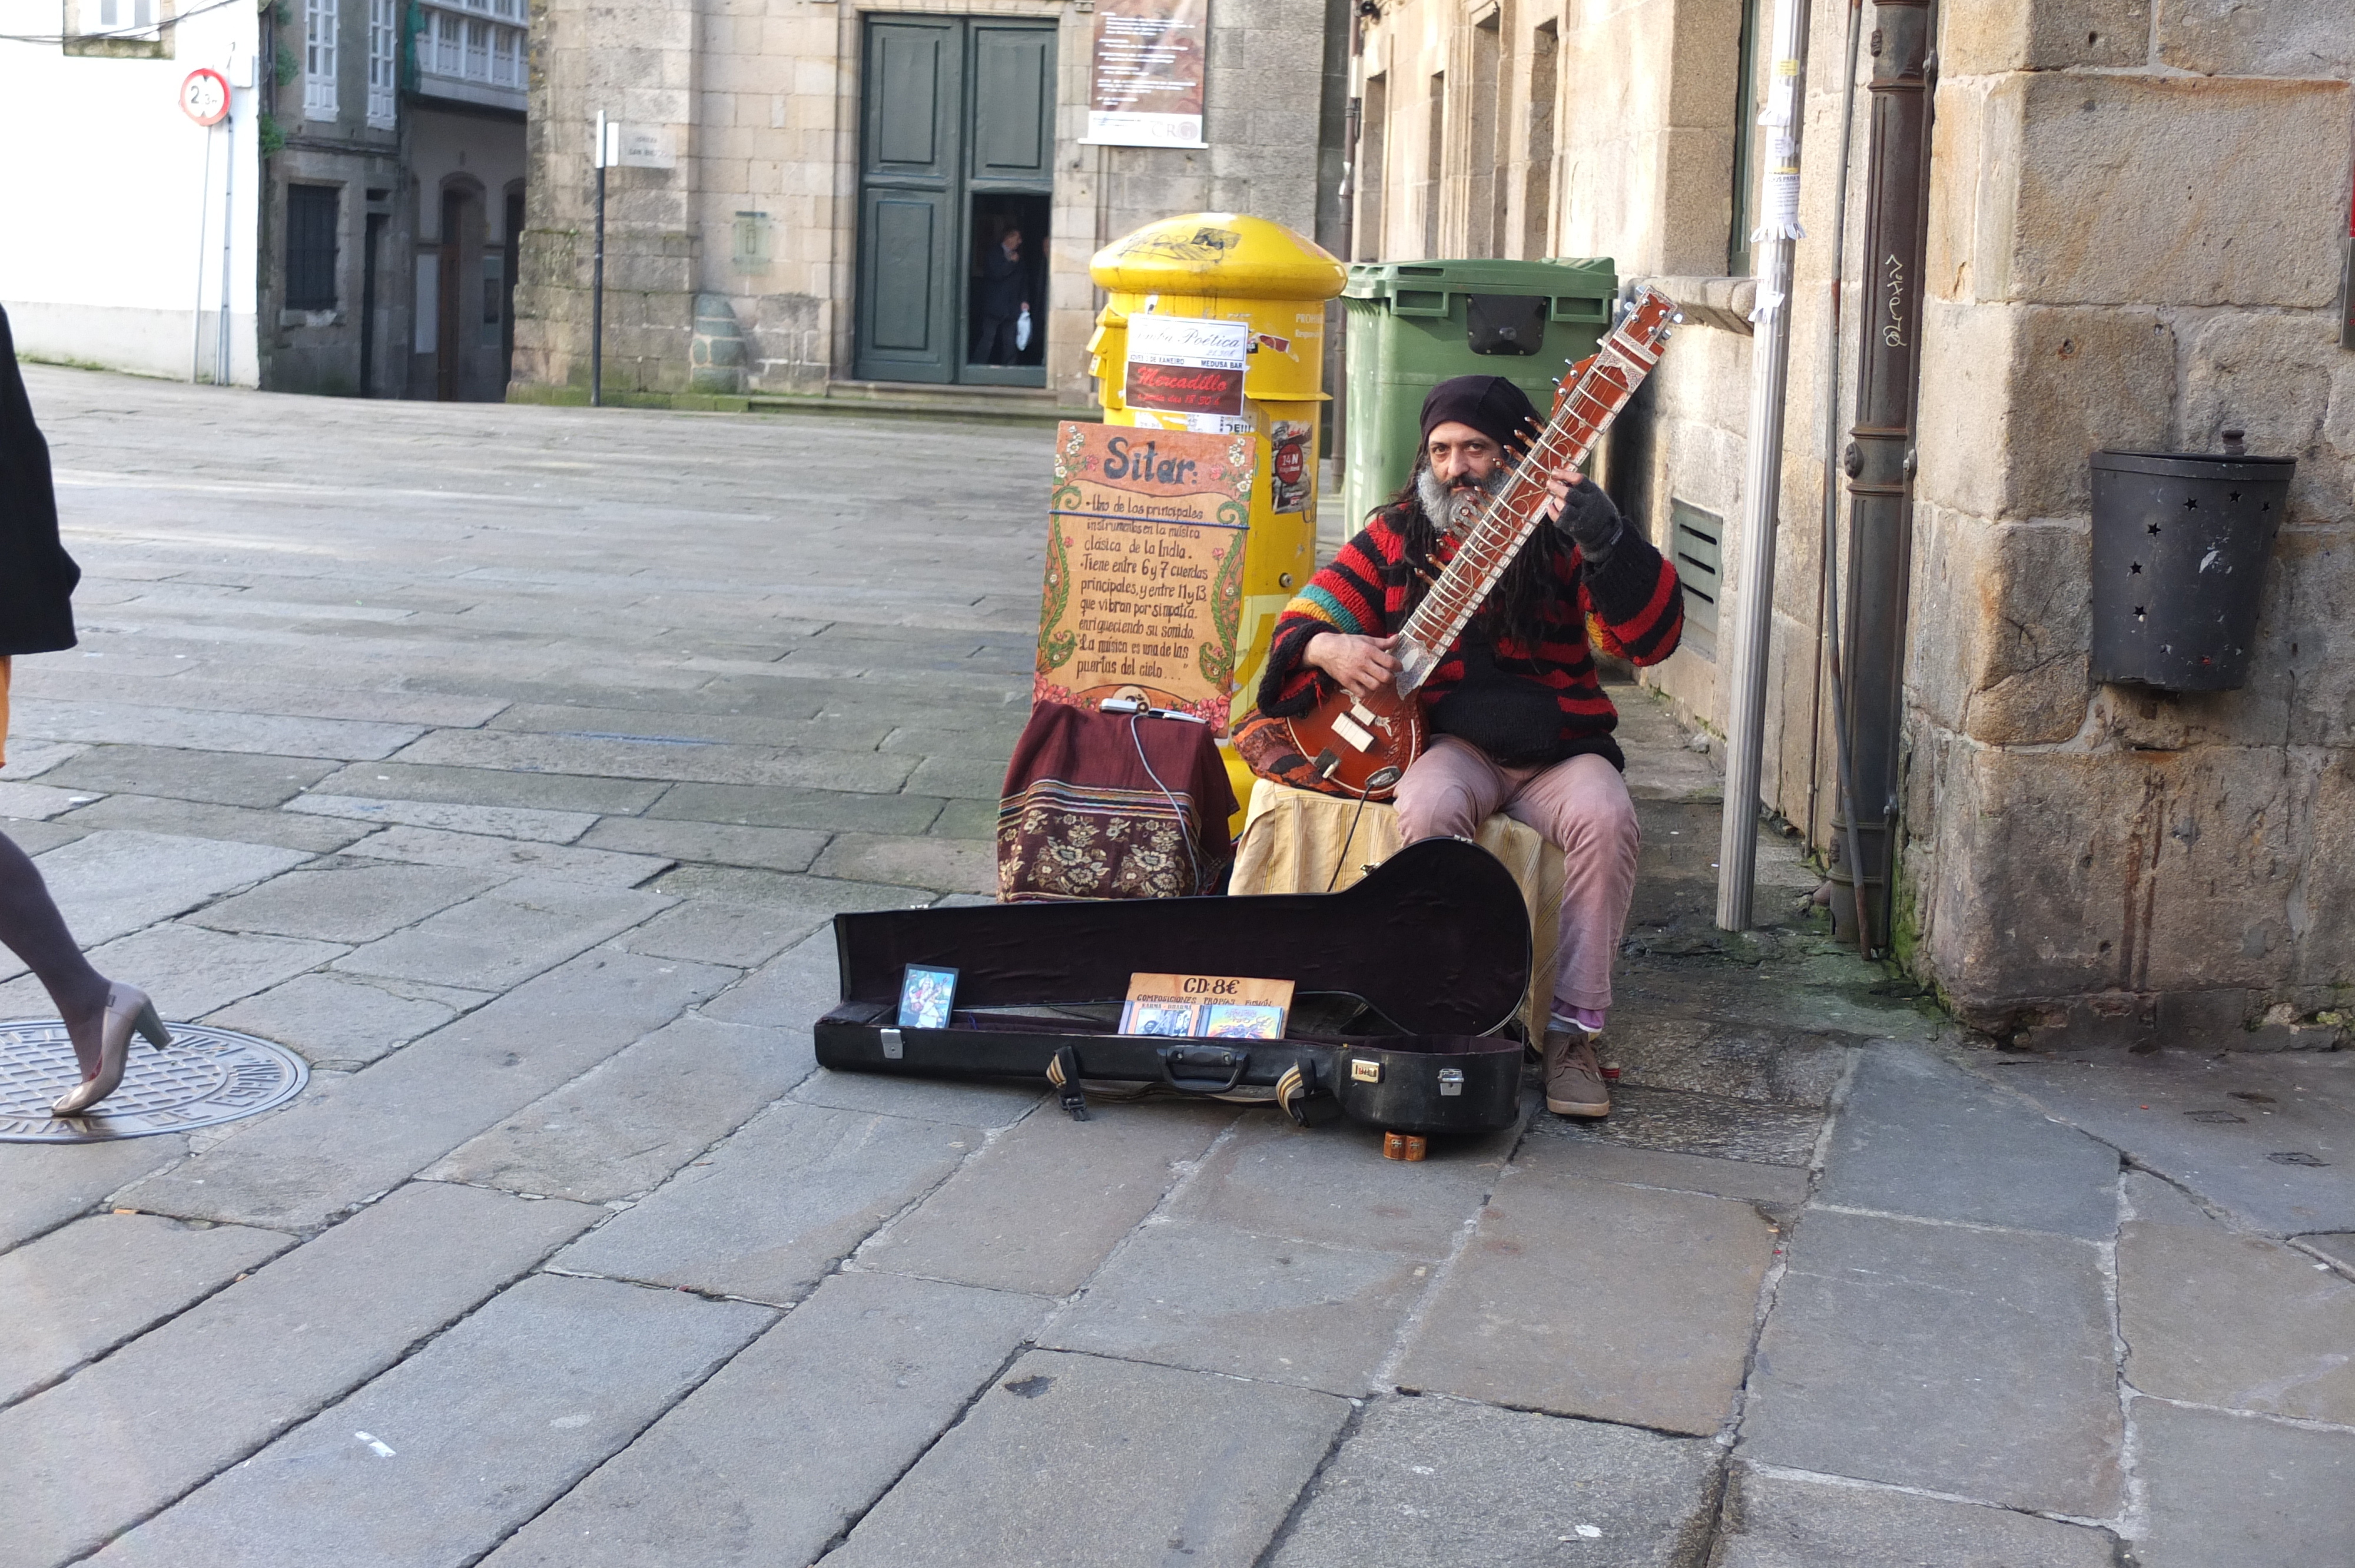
{"left": 1380, "top": 451, "right": 1568, "bottom": 657}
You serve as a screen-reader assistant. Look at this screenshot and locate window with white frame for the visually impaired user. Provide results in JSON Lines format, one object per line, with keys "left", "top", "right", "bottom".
{"left": 95, "top": 0, "right": 162, "bottom": 39}
{"left": 366, "top": 0, "right": 396, "bottom": 125}
{"left": 304, "top": 0, "right": 337, "bottom": 119}
{"left": 418, "top": 0, "right": 526, "bottom": 103}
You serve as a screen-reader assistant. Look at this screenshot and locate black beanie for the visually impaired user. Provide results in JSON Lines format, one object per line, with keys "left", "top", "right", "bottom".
{"left": 1418, "top": 374, "right": 1541, "bottom": 457}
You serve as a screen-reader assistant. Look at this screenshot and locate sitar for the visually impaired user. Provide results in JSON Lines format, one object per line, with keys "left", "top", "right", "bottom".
{"left": 1279, "top": 287, "right": 1681, "bottom": 799}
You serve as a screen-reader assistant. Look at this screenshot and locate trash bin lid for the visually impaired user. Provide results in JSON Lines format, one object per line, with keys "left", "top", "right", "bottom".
{"left": 1090, "top": 214, "right": 1346, "bottom": 300}
{"left": 2092, "top": 449, "right": 2295, "bottom": 479}
{"left": 1343, "top": 257, "right": 1616, "bottom": 304}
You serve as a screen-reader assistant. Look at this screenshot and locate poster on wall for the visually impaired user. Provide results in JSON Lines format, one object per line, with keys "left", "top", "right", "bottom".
{"left": 1036, "top": 421, "right": 1253, "bottom": 732}
{"left": 1122, "top": 315, "right": 1252, "bottom": 435}
{"left": 1082, "top": 0, "right": 1209, "bottom": 149}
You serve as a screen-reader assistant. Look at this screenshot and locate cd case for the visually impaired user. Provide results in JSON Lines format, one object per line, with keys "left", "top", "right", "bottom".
{"left": 897, "top": 964, "right": 958, "bottom": 1029}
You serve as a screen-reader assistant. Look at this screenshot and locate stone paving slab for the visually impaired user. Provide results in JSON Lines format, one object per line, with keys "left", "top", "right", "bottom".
{"left": 284, "top": 793, "right": 598, "bottom": 843}
{"left": 1711, "top": 1466, "right": 2121, "bottom": 1567}
{"left": 46, "top": 792, "right": 374, "bottom": 853}
{"left": 309, "top": 759, "right": 671, "bottom": 815}
{"left": 330, "top": 878, "right": 669, "bottom": 992}
{"left": 0, "top": 818, "right": 86, "bottom": 856}
{"left": 394, "top": 728, "right": 921, "bottom": 793}
{"left": 2304, "top": 1232, "right": 2355, "bottom": 1271}
{"left": 0, "top": 781, "right": 94, "bottom": 821}
{"left": 787, "top": 1066, "right": 1047, "bottom": 1128}
{"left": 22, "top": 672, "right": 508, "bottom": 730}
{"left": 424, "top": 1014, "right": 810, "bottom": 1202}
{"left": 2118, "top": 1218, "right": 2355, "bottom": 1425}
{"left": 808, "top": 833, "right": 996, "bottom": 893}
{"left": 0, "top": 1182, "right": 599, "bottom": 1567}
{"left": 114, "top": 950, "right": 734, "bottom": 1228}
{"left": 579, "top": 815, "right": 830, "bottom": 873}
{"left": 0, "top": 1212, "right": 291, "bottom": 1407}
{"left": 41, "top": 746, "right": 341, "bottom": 809}
{"left": 2125, "top": 1168, "right": 2224, "bottom": 1229}
{"left": 1816, "top": 1047, "right": 2120, "bottom": 1238}
{"left": 652, "top": 863, "right": 935, "bottom": 913}
{"left": 0, "top": 739, "right": 86, "bottom": 779}
{"left": 0, "top": 922, "right": 348, "bottom": 1021}
{"left": 1167, "top": 1114, "right": 1514, "bottom": 1260}
{"left": 203, "top": 971, "right": 483, "bottom": 1069}
{"left": 1989, "top": 1050, "right": 2355, "bottom": 1236}
{"left": 482, "top": 1271, "right": 1047, "bottom": 1568}
{"left": 187, "top": 861, "right": 506, "bottom": 944}
{"left": 699, "top": 927, "right": 855, "bottom": 1035}
{"left": 643, "top": 780, "right": 948, "bottom": 835}
{"left": 340, "top": 823, "right": 676, "bottom": 887}
{"left": 824, "top": 1348, "right": 1348, "bottom": 1568}
{"left": 553, "top": 1101, "right": 983, "bottom": 1305}
{"left": 8, "top": 698, "right": 426, "bottom": 762}
{"left": 85, "top": 1273, "right": 775, "bottom": 1568}
{"left": 1740, "top": 1209, "right": 2122, "bottom": 1517}
{"left": 1601, "top": 1018, "right": 1854, "bottom": 1107}
{"left": 1392, "top": 1141, "right": 1775, "bottom": 1435}
{"left": 489, "top": 702, "right": 897, "bottom": 751}
{"left": 1531, "top": 1140, "right": 1812, "bottom": 1207}
{"left": 1525, "top": 1084, "right": 1825, "bottom": 1167}
{"left": 618, "top": 898, "right": 824, "bottom": 969}
{"left": 1269, "top": 1395, "right": 1722, "bottom": 1568}
{"left": 862, "top": 1099, "right": 1233, "bottom": 1295}
{"left": 1043, "top": 1216, "right": 1430, "bottom": 1395}
{"left": 21, "top": 830, "right": 314, "bottom": 950}
{"left": 2131, "top": 1397, "right": 2355, "bottom": 1568}
{"left": 0, "top": 1138, "right": 190, "bottom": 1256}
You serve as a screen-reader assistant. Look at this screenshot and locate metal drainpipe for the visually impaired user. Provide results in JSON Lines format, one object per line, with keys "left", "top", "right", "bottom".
{"left": 1832, "top": 0, "right": 1935, "bottom": 954}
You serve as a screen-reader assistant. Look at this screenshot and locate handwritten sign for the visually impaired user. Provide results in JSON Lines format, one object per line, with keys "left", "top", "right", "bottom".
{"left": 1082, "top": 0, "right": 1208, "bottom": 148}
{"left": 1035, "top": 421, "right": 1252, "bottom": 732}
{"left": 1123, "top": 315, "right": 1252, "bottom": 434}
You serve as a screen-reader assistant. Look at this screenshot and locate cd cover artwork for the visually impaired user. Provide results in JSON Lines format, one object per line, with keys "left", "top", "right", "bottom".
{"left": 898, "top": 964, "right": 958, "bottom": 1029}
{"left": 1201, "top": 1002, "right": 1285, "bottom": 1040}
{"left": 1119, "top": 999, "right": 1200, "bottom": 1037}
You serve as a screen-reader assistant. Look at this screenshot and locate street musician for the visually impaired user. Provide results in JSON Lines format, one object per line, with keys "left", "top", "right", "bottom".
{"left": 1252, "top": 374, "right": 1686, "bottom": 1118}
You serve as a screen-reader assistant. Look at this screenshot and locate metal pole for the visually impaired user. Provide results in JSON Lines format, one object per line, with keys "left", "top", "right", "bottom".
{"left": 1715, "top": 0, "right": 1813, "bottom": 931}
{"left": 216, "top": 84, "right": 237, "bottom": 386}
{"left": 191, "top": 118, "right": 214, "bottom": 382}
{"left": 591, "top": 111, "right": 607, "bottom": 408}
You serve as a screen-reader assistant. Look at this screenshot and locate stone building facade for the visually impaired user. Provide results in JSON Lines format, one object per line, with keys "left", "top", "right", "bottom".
{"left": 1351, "top": 0, "right": 2355, "bottom": 1045}
{"left": 511, "top": 0, "right": 1348, "bottom": 407}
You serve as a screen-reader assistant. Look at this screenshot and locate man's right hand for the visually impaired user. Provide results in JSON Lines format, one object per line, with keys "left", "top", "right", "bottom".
{"left": 1305, "top": 632, "right": 1401, "bottom": 699}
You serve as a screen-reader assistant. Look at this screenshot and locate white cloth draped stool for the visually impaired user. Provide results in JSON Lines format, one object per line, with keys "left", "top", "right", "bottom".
{"left": 1228, "top": 778, "right": 1565, "bottom": 1039}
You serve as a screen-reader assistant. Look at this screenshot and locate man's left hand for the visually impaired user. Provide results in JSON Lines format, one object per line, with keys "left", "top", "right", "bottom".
{"left": 1541, "top": 464, "right": 1624, "bottom": 564}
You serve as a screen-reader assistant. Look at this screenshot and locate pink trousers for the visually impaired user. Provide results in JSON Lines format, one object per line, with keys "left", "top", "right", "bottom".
{"left": 1392, "top": 736, "right": 1640, "bottom": 1018}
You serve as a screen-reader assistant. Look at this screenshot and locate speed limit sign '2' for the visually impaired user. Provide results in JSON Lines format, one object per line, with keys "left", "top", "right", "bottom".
{"left": 180, "top": 68, "right": 230, "bottom": 125}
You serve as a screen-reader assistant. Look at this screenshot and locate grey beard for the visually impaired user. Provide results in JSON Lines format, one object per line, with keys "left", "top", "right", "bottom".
{"left": 1417, "top": 464, "right": 1508, "bottom": 534}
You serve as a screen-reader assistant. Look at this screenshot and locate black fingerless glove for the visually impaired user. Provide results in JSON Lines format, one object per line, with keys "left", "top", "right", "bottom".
{"left": 1548, "top": 477, "right": 1625, "bottom": 566}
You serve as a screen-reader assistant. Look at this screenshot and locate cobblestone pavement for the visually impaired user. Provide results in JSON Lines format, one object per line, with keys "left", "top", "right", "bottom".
{"left": 4, "top": 366, "right": 2353, "bottom": 1567}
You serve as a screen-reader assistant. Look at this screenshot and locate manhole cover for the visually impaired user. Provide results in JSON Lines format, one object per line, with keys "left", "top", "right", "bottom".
{"left": 0, "top": 1019, "right": 308, "bottom": 1142}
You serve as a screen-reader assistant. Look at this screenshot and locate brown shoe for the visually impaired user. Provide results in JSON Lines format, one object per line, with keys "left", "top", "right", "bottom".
{"left": 1541, "top": 1026, "right": 1610, "bottom": 1118}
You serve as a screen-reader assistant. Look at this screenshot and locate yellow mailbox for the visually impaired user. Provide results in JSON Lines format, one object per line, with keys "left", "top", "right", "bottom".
{"left": 1087, "top": 213, "right": 1346, "bottom": 829}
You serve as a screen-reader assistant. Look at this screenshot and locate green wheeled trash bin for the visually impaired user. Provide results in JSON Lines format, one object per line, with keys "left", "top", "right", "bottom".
{"left": 1341, "top": 257, "right": 1617, "bottom": 534}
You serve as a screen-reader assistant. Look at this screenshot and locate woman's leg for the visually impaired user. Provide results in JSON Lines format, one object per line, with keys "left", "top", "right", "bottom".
{"left": 0, "top": 829, "right": 110, "bottom": 1077}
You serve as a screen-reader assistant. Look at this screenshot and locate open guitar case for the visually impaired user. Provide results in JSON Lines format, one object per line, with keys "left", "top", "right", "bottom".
{"left": 815, "top": 836, "right": 1530, "bottom": 1135}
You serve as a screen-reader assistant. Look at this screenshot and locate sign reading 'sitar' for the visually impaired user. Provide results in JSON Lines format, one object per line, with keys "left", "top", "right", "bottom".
{"left": 1035, "top": 421, "right": 1252, "bottom": 732}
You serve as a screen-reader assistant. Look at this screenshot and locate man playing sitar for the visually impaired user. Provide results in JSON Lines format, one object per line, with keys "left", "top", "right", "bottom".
{"left": 1245, "top": 372, "right": 1686, "bottom": 1119}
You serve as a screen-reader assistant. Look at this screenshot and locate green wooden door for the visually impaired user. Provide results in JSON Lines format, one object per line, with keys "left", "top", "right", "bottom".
{"left": 855, "top": 19, "right": 962, "bottom": 383}
{"left": 855, "top": 16, "right": 1055, "bottom": 386}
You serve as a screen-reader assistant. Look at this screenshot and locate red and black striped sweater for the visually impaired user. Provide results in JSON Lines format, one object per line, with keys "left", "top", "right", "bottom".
{"left": 1255, "top": 506, "right": 1686, "bottom": 772}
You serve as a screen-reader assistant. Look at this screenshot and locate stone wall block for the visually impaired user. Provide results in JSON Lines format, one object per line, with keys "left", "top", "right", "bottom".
{"left": 2015, "top": 306, "right": 2178, "bottom": 516}
{"left": 2179, "top": 310, "right": 2349, "bottom": 526}
{"left": 1940, "top": 0, "right": 2150, "bottom": 77}
{"left": 1925, "top": 78, "right": 1988, "bottom": 305}
{"left": 1908, "top": 506, "right": 2094, "bottom": 745}
{"left": 1915, "top": 299, "right": 2017, "bottom": 521}
{"left": 2157, "top": 0, "right": 2355, "bottom": 78}
{"left": 1998, "top": 74, "right": 2351, "bottom": 308}
{"left": 2294, "top": 749, "right": 2355, "bottom": 988}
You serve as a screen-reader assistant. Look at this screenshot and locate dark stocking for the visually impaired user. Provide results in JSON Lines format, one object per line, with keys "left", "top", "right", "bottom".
{"left": 0, "top": 829, "right": 108, "bottom": 1077}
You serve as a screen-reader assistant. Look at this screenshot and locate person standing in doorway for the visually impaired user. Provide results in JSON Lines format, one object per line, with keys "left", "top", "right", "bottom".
{"left": 0, "top": 305, "right": 172, "bottom": 1118}
{"left": 971, "top": 225, "right": 1034, "bottom": 367}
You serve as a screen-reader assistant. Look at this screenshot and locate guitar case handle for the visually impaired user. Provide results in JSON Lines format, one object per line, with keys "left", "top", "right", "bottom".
{"left": 1157, "top": 1044, "right": 1246, "bottom": 1095}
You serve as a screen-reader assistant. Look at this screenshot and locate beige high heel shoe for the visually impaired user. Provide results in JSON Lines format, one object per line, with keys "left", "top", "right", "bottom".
{"left": 51, "top": 984, "right": 173, "bottom": 1118}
